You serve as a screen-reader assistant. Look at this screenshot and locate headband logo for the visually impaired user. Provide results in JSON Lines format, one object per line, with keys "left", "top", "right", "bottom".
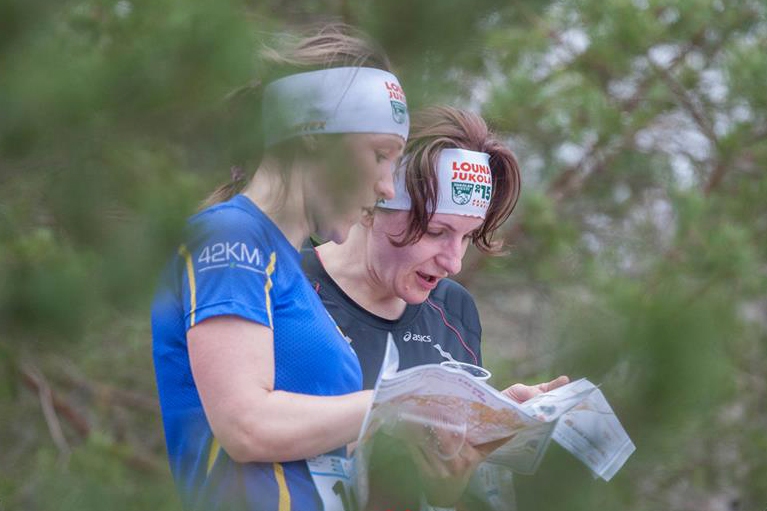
{"left": 385, "top": 82, "right": 408, "bottom": 125}
{"left": 391, "top": 101, "right": 407, "bottom": 124}
{"left": 450, "top": 160, "right": 492, "bottom": 207}
{"left": 452, "top": 182, "right": 474, "bottom": 205}
{"left": 385, "top": 82, "right": 406, "bottom": 101}
{"left": 381, "top": 149, "right": 491, "bottom": 218}
{"left": 451, "top": 161, "right": 492, "bottom": 183}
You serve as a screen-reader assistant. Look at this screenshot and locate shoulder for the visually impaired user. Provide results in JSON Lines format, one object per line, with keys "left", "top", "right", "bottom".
{"left": 429, "top": 278, "right": 479, "bottom": 318}
{"left": 423, "top": 278, "right": 482, "bottom": 365}
{"left": 185, "top": 197, "right": 278, "bottom": 252}
{"left": 190, "top": 197, "right": 266, "bottom": 236}
{"left": 179, "top": 197, "right": 283, "bottom": 280}
{"left": 427, "top": 279, "right": 481, "bottom": 337}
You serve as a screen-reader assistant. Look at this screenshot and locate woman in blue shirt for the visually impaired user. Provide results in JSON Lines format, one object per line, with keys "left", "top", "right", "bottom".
{"left": 151, "top": 25, "right": 409, "bottom": 511}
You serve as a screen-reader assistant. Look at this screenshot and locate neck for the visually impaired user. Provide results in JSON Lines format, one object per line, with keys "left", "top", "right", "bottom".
{"left": 242, "top": 158, "right": 310, "bottom": 250}
{"left": 317, "top": 225, "right": 407, "bottom": 320}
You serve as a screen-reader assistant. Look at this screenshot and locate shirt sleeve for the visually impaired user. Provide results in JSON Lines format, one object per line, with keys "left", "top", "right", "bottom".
{"left": 177, "top": 207, "right": 276, "bottom": 331}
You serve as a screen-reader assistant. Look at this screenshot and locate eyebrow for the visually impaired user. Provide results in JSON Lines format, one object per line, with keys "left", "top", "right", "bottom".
{"left": 429, "top": 221, "right": 457, "bottom": 233}
{"left": 429, "top": 221, "right": 481, "bottom": 236}
{"left": 379, "top": 139, "right": 404, "bottom": 153}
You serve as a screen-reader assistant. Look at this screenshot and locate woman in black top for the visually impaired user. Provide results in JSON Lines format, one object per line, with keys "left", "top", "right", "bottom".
{"left": 304, "top": 106, "right": 568, "bottom": 510}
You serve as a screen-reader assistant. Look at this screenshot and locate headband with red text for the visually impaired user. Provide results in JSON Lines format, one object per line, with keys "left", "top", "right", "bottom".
{"left": 262, "top": 67, "right": 409, "bottom": 147}
{"left": 378, "top": 148, "right": 493, "bottom": 219}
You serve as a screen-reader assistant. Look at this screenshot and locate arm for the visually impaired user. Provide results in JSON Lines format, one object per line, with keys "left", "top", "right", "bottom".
{"left": 188, "top": 315, "right": 371, "bottom": 463}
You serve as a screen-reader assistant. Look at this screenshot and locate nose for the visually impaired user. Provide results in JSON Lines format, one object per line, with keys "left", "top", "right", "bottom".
{"left": 436, "top": 238, "right": 464, "bottom": 276}
{"left": 374, "top": 166, "right": 395, "bottom": 201}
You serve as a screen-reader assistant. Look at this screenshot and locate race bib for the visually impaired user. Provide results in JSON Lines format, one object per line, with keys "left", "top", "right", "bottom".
{"left": 308, "top": 454, "right": 357, "bottom": 511}
{"left": 465, "top": 462, "right": 517, "bottom": 511}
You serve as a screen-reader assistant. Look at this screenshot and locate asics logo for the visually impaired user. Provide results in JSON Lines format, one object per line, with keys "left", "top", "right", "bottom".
{"left": 403, "top": 331, "right": 431, "bottom": 343}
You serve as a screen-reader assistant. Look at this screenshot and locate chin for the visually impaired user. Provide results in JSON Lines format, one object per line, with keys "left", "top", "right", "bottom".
{"left": 400, "top": 289, "right": 431, "bottom": 305}
{"left": 325, "top": 230, "right": 349, "bottom": 244}
{"left": 317, "top": 230, "right": 346, "bottom": 244}
{"left": 317, "top": 224, "right": 351, "bottom": 244}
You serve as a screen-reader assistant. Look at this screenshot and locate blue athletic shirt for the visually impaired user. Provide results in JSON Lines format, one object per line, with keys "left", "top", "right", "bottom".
{"left": 152, "top": 194, "right": 362, "bottom": 511}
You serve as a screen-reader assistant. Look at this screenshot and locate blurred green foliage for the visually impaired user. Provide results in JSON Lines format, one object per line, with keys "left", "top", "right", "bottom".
{"left": 1, "top": 0, "right": 766, "bottom": 510}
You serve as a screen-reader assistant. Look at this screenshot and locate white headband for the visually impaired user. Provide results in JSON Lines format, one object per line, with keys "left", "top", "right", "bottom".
{"left": 262, "top": 67, "right": 409, "bottom": 147}
{"left": 379, "top": 148, "right": 493, "bottom": 219}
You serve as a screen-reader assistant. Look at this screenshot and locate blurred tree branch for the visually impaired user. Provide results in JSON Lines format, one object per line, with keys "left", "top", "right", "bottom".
{"left": 20, "top": 362, "right": 91, "bottom": 440}
{"left": 18, "top": 357, "right": 166, "bottom": 475}
{"left": 460, "top": 38, "right": 700, "bottom": 286}
{"left": 57, "top": 359, "right": 158, "bottom": 413}
{"left": 24, "top": 363, "right": 72, "bottom": 464}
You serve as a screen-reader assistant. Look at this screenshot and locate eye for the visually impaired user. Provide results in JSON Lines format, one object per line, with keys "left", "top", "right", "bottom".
{"left": 426, "top": 230, "right": 444, "bottom": 238}
{"left": 375, "top": 152, "right": 389, "bottom": 164}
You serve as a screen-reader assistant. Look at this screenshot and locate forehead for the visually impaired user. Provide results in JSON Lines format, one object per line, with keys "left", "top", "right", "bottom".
{"left": 375, "top": 210, "right": 483, "bottom": 233}
{"left": 428, "top": 212, "right": 484, "bottom": 233}
{"left": 345, "top": 133, "right": 405, "bottom": 152}
{"left": 372, "top": 210, "right": 484, "bottom": 245}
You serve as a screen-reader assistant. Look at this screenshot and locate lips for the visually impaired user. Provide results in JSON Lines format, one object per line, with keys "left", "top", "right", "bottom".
{"left": 415, "top": 271, "right": 439, "bottom": 290}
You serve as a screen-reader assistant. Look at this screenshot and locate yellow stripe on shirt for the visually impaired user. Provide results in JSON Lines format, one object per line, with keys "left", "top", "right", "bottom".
{"left": 264, "top": 251, "right": 277, "bottom": 328}
{"left": 273, "top": 462, "right": 291, "bottom": 511}
{"left": 206, "top": 437, "right": 221, "bottom": 475}
{"left": 178, "top": 244, "right": 220, "bottom": 474}
{"left": 178, "top": 244, "right": 197, "bottom": 327}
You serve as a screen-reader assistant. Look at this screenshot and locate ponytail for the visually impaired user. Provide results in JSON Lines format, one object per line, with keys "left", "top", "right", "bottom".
{"left": 199, "top": 166, "right": 248, "bottom": 210}
{"left": 199, "top": 80, "right": 265, "bottom": 211}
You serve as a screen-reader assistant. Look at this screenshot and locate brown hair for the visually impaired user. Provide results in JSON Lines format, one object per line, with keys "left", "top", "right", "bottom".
{"left": 200, "top": 23, "right": 392, "bottom": 209}
{"left": 392, "top": 106, "right": 521, "bottom": 254}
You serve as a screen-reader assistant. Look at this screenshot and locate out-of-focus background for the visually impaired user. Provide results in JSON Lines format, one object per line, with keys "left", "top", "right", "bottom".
{"left": 1, "top": 1, "right": 765, "bottom": 510}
